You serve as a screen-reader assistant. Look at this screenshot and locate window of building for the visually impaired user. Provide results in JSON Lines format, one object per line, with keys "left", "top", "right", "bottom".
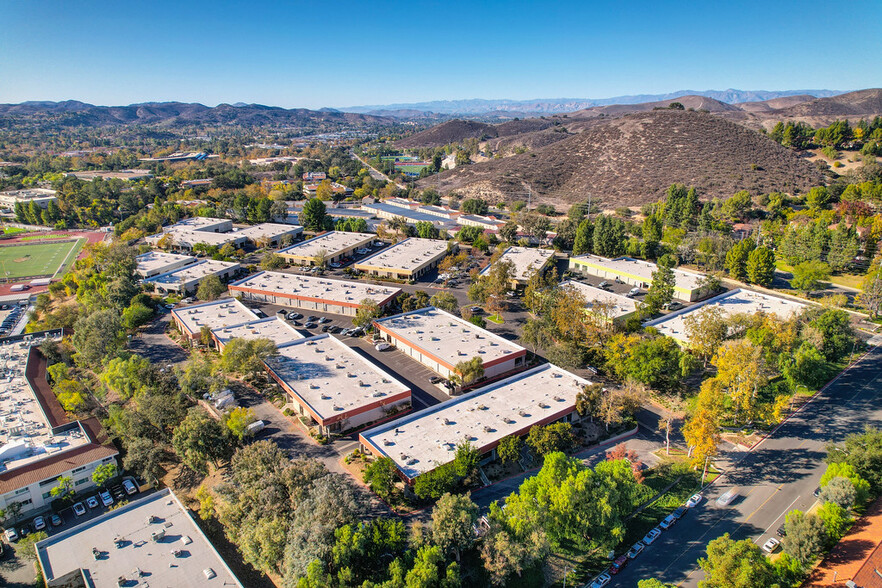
{"left": 75, "top": 478, "right": 90, "bottom": 486}
{"left": 72, "top": 466, "right": 87, "bottom": 474}
{"left": 39, "top": 477, "right": 61, "bottom": 488}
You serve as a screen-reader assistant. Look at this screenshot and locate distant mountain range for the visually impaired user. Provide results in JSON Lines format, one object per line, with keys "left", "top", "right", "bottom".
{"left": 345, "top": 89, "right": 844, "bottom": 117}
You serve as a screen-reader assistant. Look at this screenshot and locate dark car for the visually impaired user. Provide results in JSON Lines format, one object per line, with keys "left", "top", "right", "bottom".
{"left": 672, "top": 506, "right": 687, "bottom": 519}
{"left": 306, "top": 316, "right": 318, "bottom": 322}
{"left": 321, "top": 325, "right": 330, "bottom": 332}
{"left": 429, "top": 376, "right": 444, "bottom": 384}
{"left": 50, "top": 514, "right": 63, "bottom": 527}
{"left": 776, "top": 525, "right": 786, "bottom": 537}
{"left": 304, "top": 322, "right": 318, "bottom": 329}
{"left": 328, "top": 326, "right": 341, "bottom": 334}
{"left": 813, "top": 487, "right": 821, "bottom": 498}
{"left": 291, "top": 320, "right": 303, "bottom": 326}
{"left": 609, "top": 555, "right": 628, "bottom": 575}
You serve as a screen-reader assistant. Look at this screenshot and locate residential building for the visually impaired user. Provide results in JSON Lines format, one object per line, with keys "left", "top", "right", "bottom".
{"left": 35, "top": 488, "right": 242, "bottom": 588}
{"left": 211, "top": 316, "right": 304, "bottom": 350}
{"left": 135, "top": 251, "right": 197, "bottom": 278}
{"left": 373, "top": 307, "right": 527, "bottom": 380}
{"left": 302, "top": 171, "right": 327, "bottom": 181}
{"left": 643, "top": 288, "right": 808, "bottom": 343}
{"left": 143, "top": 259, "right": 241, "bottom": 294}
{"left": 559, "top": 280, "right": 640, "bottom": 323}
{"left": 265, "top": 335, "right": 411, "bottom": 435}
{"left": 0, "top": 331, "right": 119, "bottom": 517}
{"left": 568, "top": 255, "right": 706, "bottom": 302}
{"left": 277, "top": 231, "right": 374, "bottom": 266}
{"left": 354, "top": 238, "right": 452, "bottom": 280}
{"left": 229, "top": 271, "right": 400, "bottom": 316}
{"left": 360, "top": 363, "right": 590, "bottom": 483}
{"left": 171, "top": 299, "right": 259, "bottom": 341}
{"left": 479, "top": 246, "right": 555, "bottom": 287}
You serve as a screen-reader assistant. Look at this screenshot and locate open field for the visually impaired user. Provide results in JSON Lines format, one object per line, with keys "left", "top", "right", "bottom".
{"left": 0, "top": 238, "right": 85, "bottom": 280}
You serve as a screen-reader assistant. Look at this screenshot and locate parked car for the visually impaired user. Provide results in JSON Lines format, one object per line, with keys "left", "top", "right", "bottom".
{"left": 776, "top": 525, "right": 787, "bottom": 537}
{"left": 350, "top": 328, "right": 364, "bottom": 337}
{"left": 685, "top": 493, "right": 703, "bottom": 508}
{"left": 626, "top": 541, "right": 645, "bottom": 559}
{"left": 291, "top": 320, "right": 303, "bottom": 326}
{"left": 304, "top": 322, "right": 318, "bottom": 329}
{"left": 598, "top": 281, "right": 611, "bottom": 290}
{"left": 469, "top": 306, "right": 482, "bottom": 313}
{"left": 246, "top": 420, "right": 267, "bottom": 436}
{"left": 716, "top": 489, "right": 739, "bottom": 506}
{"left": 287, "top": 312, "right": 303, "bottom": 320}
{"left": 318, "top": 317, "right": 331, "bottom": 323}
{"left": 276, "top": 309, "right": 287, "bottom": 316}
{"left": 659, "top": 514, "right": 677, "bottom": 529}
{"left": 813, "top": 487, "right": 821, "bottom": 497}
{"left": 86, "top": 496, "right": 99, "bottom": 510}
{"left": 373, "top": 241, "right": 384, "bottom": 247}
{"left": 642, "top": 527, "right": 662, "bottom": 544}
{"left": 328, "top": 326, "right": 341, "bottom": 334}
{"left": 609, "top": 554, "right": 629, "bottom": 575}
{"left": 321, "top": 325, "right": 330, "bottom": 332}
{"left": 33, "top": 516, "right": 46, "bottom": 531}
{"left": 111, "top": 485, "right": 126, "bottom": 501}
{"left": 73, "top": 502, "right": 87, "bottom": 517}
{"left": 50, "top": 514, "right": 63, "bottom": 527}
{"left": 762, "top": 538, "right": 780, "bottom": 553}
{"left": 429, "top": 376, "right": 444, "bottom": 384}
{"left": 375, "top": 342, "right": 391, "bottom": 351}
{"left": 627, "top": 287, "right": 641, "bottom": 297}
{"left": 99, "top": 491, "right": 113, "bottom": 507}
{"left": 123, "top": 479, "right": 138, "bottom": 496}
{"left": 672, "top": 506, "right": 687, "bottom": 519}
{"left": 662, "top": 301, "right": 684, "bottom": 311}
{"left": 4, "top": 528, "right": 19, "bottom": 542}
{"left": 329, "top": 262, "right": 342, "bottom": 268}
{"left": 589, "top": 572, "right": 611, "bottom": 588}
{"left": 306, "top": 316, "right": 318, "bottom": 322}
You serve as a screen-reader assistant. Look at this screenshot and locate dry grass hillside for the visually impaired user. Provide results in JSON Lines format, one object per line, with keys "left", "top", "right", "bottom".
{"left": 419, "top": 109, "right": 825, "bottom": 208}
{"left": 396, "top": 118, "right": 555, "bottom": 148}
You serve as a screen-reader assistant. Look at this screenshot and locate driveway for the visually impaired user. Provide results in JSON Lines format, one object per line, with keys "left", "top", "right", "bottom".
{"left": 128, "top": 312, "right": 189, "bottom": 365}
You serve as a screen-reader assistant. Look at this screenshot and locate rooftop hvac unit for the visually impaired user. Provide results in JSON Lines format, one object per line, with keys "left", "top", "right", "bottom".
{"left": 383, "top": 439, "right": 393, "bottom": 446}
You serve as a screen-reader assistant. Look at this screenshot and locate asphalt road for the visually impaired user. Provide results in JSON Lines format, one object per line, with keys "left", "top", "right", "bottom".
{"left": 610, "top": 344, "right": 882, "bottom": 587}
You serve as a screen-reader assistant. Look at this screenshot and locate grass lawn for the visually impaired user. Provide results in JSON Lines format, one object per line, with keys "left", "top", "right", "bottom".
{"left": 2, "top": 227, "right": 25, "bottom": 235}
{"left": 19, "top": 234, "right": 75, "bottom": 241}
{"left": 776, "top": 259, "right": 863, "bottom": 291}
{"left": 486, "top": 313, "right": 504, "bottom": 324}
{"left": 0, "top": 238, "right": 84, "bottom": 279}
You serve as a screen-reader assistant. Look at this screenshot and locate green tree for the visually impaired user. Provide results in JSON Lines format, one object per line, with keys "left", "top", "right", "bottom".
{"left": 745, "top": 246, "right": 775, "bottom": 286}
{"left": 644, "top": 257, "right": 676, "bottom": 314}
{"left": 826, "top": 426, "right": 882, "bottom": 493}
{"left": 697, "top": 533, "right": 780, "bottom": 588}
{"left": 819, "top": 476, "right": 856, "bottom": 510}
{"left": 790, "top": 260, "right": 830, "bottom": 294}
{"left": 725, "top": 239, "right": 755, "bottom": 280}
{"left": 172, "top": 408, "right": 230, "bottom": 474}
{"left": 526, "top": 423, "right": 575, "bottom": 456}
{"left": 429, "top": 291, "right": 459, "bottom": 314}
{"left": 497, "top": 435, "right": 523, "bottom": 464}
{"left": 300, "top": 198, "right": 330, "bottom": 230}
{"left": 461, "top": 198, "right": 488, "bottom": 215}
{"left": 54, "top": 379, "right": 88, "bottom": 412}
{"left": 261, "top": 252, "right": 286, "bottom": 270}
{"left": 196, "top": 274, "right": 227, "bottom": 301}
{"left": 353, "top": 298, "right": 381, "bottom": 328}
{"left": 72, "top": 308, "right": 125, "bottom": 366}
{"left": 91, "top": 463, "right": 118, "bottom": 487}
{"left": 49, "top": 476, "right": 75, "bottom": 502}
{"left": 592, "top": 215, "right": 626, "bottom": 257}
{"left": 827, "top": 224, "right": 859, "bottom": 273}
{"left": 100, "top": 355, "right": 151, "bottom": 399}
{"left": 414, "top": 463, "right": 459, "bottom": 500}
{"left": 499, "top": 221, "right": 519, "bottom": 244}
{"left": 17, "top": 531, "right": 49, "bottom": 560}
{"left": 783, "top": 509, "right": 827, "bottom": 567}
{"left": 121, "top": 302, "right": 154, "bottom": 330}
{"left": 225, "top": 407, "right": 257, "bottom": 440}
{"left": 431, "top": 492, "right": 479, "bottom": 561}
{"left": 572, "top": 218, "right": 593, "bottom": 255}
{"left": 219, "top": 338, "right": 277, "bottom": 377}
{"left": 451, "top": 356, "right": 484, "bottom": 387}
{"left": 820, "top": 462, "right": 871, "bottom": 504}
{"left": 416, "top": 221, "right": 440, "bottom": 239}
{"left": 817, "top": 502, "right": 851, "bottom": 543}
{"left": 363, "top": 456, "right": 398, "bottom": 499}
{"left": 639, "top": 580, "right": 677, "bottom": 588}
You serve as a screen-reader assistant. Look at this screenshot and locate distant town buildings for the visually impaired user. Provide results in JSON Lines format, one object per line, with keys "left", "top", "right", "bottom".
{"left": 67, "top": 169, "right": 153, "bottom": 182}
{"left": 0, "top": 188, "right": 58, "bottom": 210}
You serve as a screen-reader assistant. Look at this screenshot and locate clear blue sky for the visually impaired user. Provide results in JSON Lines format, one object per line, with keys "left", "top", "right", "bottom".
{"left": 1, "top": 0, "right": 880, "bottom": 109}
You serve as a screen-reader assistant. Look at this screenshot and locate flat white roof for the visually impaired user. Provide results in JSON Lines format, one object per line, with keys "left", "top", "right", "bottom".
{"left": 571, "top": 255, "right": 704, "bottom": 291}
{"left": 0, "top": 335, "right": 91, "bottom": 474}
{"left": 172, "top": 299, "right": 258, "bottom": 336}
{"left": 266, "top": 334, "right": 410, "bottom": 423}
{"left": 480, "top": 246, "right": 555, "bottom": 282}
{"left": 144, "top": 259, "right": 239, "bottom": 287}
{"left": 211, "top": 316, "right": 304, "bottom": 347}
{"left": 36, "top": 488, "right": 242, "bottom": 587}
{"left": 230, "top": 271, "right": 401, "bottom": 307}
{"left": 559, "top": 280, "right": 639, "bottom": 319}
{"left": 644, "top": 288, "right": 808, "bottom": 343}
{"left": 135, "top": 251, "right": 196, "bottom": 277}
{"left": 233, "top": 222, "right": 302, "bottom": 241}
{"left": 361, "top": 363, "right": 590, "bottom": 479}
{"left": 148, "top": 229, "right": 246, "bottom": 248}
{"left": 278, "top": 231, "right": 374, "bottom": 258}
{"left": 355, "top": 238, "right": 449, "bottom": 272}
{"left": 168, "top": 217, "right": 231, "bottom": 231}
{"left": 457, "top": 214, "right": 505, "bottom": 226}
{"left": 374, "top": 307, "right": 525, "bottom": 371}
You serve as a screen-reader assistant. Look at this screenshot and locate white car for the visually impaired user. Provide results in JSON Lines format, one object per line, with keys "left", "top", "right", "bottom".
{"left": 33, "top": 516, "right": 46, "bottom": 531}
{"left": 627, "top": 287, "right": 641, "bottom": 297}
{"left": 123, "top": 479, "right": 138, "bottom": 496}
{"left": 762, "top": 538, "right": 780, "bottom": 553}
{"left": 86, "top": 496, "right": 99, "bottom": 509}
{"left": 99, "top": 491, "right": 113, "bottom": 507}
{"left": 589, "top": 572, "right": 611, "bottom": 588}
{"left": 642, "top": 527, "right": 662, "bottom": 544}
{"left": 716, "top": 489, "right": 739, "bottom": 506}
{"left": 4, "top": 528, "right": 19, "bottom": 542}
{"left": 73, "top": 502, "right": 87, "bottom": 516}
{"left": 375, "top": 342, "right": 391, "bottom": 351}
{"left": 685, "top": 493, "right": 703, "bottom": 508}
{"left": 626, "top": 541, "right": 645, "bottom": 559}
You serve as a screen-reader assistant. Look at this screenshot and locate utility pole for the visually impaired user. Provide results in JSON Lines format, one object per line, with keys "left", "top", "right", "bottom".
{"left": 527, "top": 184, "right": 532, "bottom": 209}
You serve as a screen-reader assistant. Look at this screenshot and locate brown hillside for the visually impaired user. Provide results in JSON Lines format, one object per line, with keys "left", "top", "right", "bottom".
{"left": 419, "top": 110, "right": 825, "bottom": 208}
{"left": 395, "top": 117, "right": 555, "bottom": 148}
{"left": 736, "top": 95, "right": 817, "bottom": 113}
{"left": 775, "top": 88, "right": 882, "bottom": 118}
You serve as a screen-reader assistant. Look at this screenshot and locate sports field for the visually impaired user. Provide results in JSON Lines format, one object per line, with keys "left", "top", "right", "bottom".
{"left": 0, "top": 238, "right": 85, "bottom": 280}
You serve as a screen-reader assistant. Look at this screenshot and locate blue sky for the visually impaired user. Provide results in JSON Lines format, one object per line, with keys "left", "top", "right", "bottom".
{"left": 1, "top": 0, "right": 880, "bottom": 109}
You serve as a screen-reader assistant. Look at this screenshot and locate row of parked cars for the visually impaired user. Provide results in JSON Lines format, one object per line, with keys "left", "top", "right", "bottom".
{"left": 0, "top": 303, "right": 25, "bottom": 336}
{"left": 3, "top": 479, "right": 138, "bottom": 544}
{"left": 588, "top": 492, "right": 704, "bottom": 588}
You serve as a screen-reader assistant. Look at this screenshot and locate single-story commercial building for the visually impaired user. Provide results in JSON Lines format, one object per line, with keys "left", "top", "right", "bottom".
{"left": 277, "top": 231, "right": 374, "bottom": 265}
{"left": 210, "top": 316, "right": 304, "bottom": 350}
{"left": 145, "top": 228, "right": 248, "bottom": 252}
{"left": 359, "top": 363, "right": 591, "bottom": 483}
{"left": 171, "top": 299, "right": 259, "bottom": 341}
{"left": 167, "top": 217, "right": 233, "bottom": 233}
{"left": 143, "top": 259, "right": 241, "bottom": 294}
{"left": 135, "top": 251, "right": 197, "bottom": 278}
{"left": 233, "top": 223, "right": 303, "bottom": 248}
{"left": 362, "top": 202, "right": 455, "bottom": 228}
{"left": 373, "top": 306, "right": 527, "bottom": 380}
{"left": 265, "top": 334, "right": 412, "bottom": 435}
{"left": 67, "top": 169, "right": 153, "bottom": 182}
{"left": 559, "top": 280, "right": 640, "bottom": 323}
{"left": 643, "top": 288, "right": 808, "bottom": 344}
{"left": 35, "top": 488, "right": 243, "bottom": 588}
{"left": 568, "top": 255, "right": 705, "bottom": 302}
{"left": 480, "top": 246, "right": 555, "bottom": 287}
{"left": 457, "top": 214, "right": 505, "bottom": 231}
{"left": 354, "top": 238, "right": 452, "bottom": 280}
{"left": 0, "top": 333, "right": 119, "bottom": 517}
{"left": 229, "top": 271, "right": 401, "bottom": 316}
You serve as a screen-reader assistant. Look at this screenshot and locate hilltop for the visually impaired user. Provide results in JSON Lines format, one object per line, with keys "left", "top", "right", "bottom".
{"left": 396, "top": 118, "right": 555, "bottom": 148}
{"left": 418, "top": 109, "right": 825, "bottom": 208}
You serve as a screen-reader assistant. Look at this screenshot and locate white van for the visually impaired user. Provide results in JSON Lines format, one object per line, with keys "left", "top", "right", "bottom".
{"left": 716, "top": 489, "right": 739, "bottom": 506}
{"left": 246, "top": 420, "right": 266, "bottom": 435}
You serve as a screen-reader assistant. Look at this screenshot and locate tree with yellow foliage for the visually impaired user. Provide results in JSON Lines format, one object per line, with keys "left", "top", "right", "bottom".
{"left": 683, "top": 379, "right": 724, "bottom": 484}
{"left": 712, "top": 339, "right": 769, "bottom": 423}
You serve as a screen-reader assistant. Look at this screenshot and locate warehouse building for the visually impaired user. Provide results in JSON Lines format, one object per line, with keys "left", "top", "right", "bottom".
{"left": 559, "top": 280, "right": 640, "bottom": 323}
{"left": 229, "top": 271, "right": 400, "bottom": 316}
{"left": 456, "top": 214, "right": 506, "bottom": 231}
{"left": 233, "top": 222, "right": 303, "bottom": 248}
{"left": 35, "top": 488, "right": 242, "bottom": 588}
{"left": 354, "top": 238, "right": 452, "bottom": 280}
{"left": 479, "top": 246, "right": 555, "bottom": 287}
{"left": 373, "top": 307, "right": 527, "bottom": 380}
{"left": 143, "top": 259, "right": 241, "bottom": 294}
{"left": 171, "top": 299, "right": 258, "bottom": 341}
{"left": 135, "top": 251, "right": 197, "bottom": 278}
{"left": 568, "top": 255, "right": 705, "bottom": 302}
{"left": 644, "top": 288, "right": 807, "bottom": 344}
{"left": 360, "top": 363, "right": 590, "bottom": 483}
{"left": 211, "top": 316, "right": 304, "bottom": 350}
{"left": 265, "top": 335, "right": 412, "bottom": 435}
{"left": 277, "top": 231, "right": 374, "bottom": 265}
